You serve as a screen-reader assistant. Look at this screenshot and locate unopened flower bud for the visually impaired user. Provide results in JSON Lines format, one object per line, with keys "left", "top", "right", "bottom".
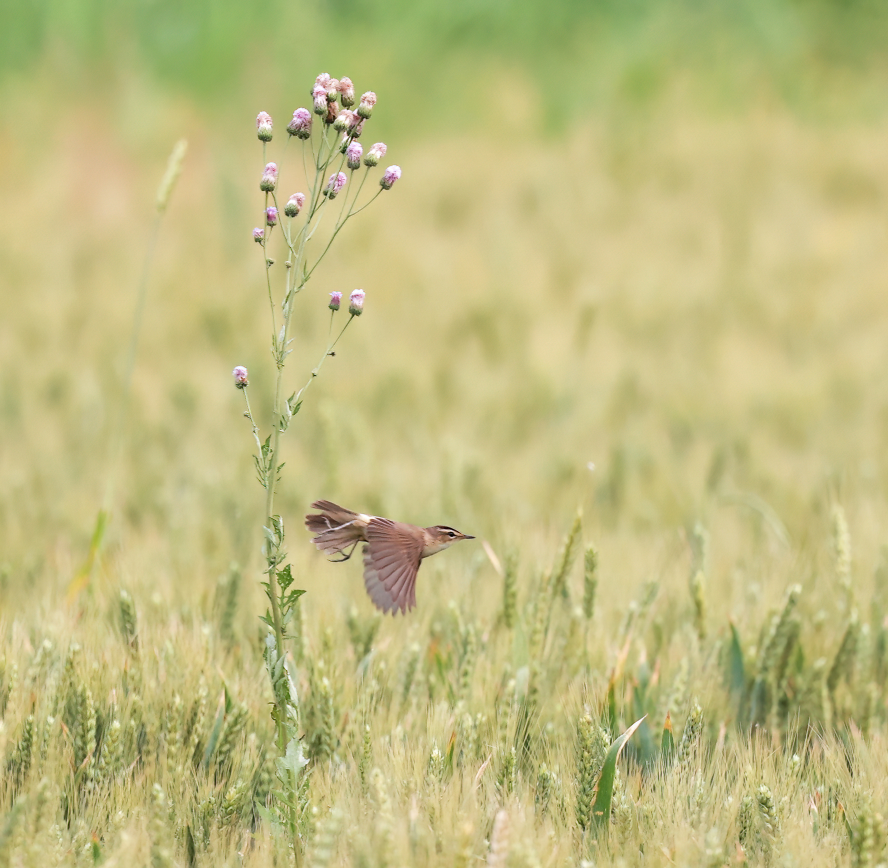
{"left": 349, "top": 289, "right": 365, "bottom": 316}
{"left": 329, "top": 291, "right": 342, "bottom": 311}
{"left": 346, "top": 141, "right": 363, "bottom": 170}
{"left": 364, "top": 142, "right": 387, "bottom": 167}
{"left": 265, "top": 206, "right": 278, "bottom": 226}
{"left": 357, "top": 91, "right": 377, "bottom": 119}
{"left": 313, "top": 86, "right": 328, "bottom": 116}
{"left": 256, "top": 111, "right": 273, "bottom": 142}
{"left": 324, "top": 172, "right": 348, "bottom": 199}
{"left": 252, "top": 228, "right": 265, "bottom": 243}
{"left": 333, "top": 109, "right": 356, "bottom": 132}
{"left": 284, "top": 192, "right": 305, "bottom": 217}
{"left": 338, "top": 77, "right": 355, "bottom": 107}
{"left": 232, "top": 366, "right": 249, "bottom": 387}
{"left": 380, "top": 165, "right": 401, "bottom": 190}
{"left": 287, "top": 108, "right": 312, "bottom": 139}
{"left": 260, "top": 162, "right": 278, "bottom": 192}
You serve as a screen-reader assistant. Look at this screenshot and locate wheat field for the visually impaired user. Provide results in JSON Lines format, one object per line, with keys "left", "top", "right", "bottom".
{"left": 3, "top": 11, "right": 888, "bottom": 865}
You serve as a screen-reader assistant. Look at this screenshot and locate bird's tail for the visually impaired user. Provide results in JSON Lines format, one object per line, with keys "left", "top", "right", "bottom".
{"left": 305, "top": 500, "right": 367, "bottom": 556}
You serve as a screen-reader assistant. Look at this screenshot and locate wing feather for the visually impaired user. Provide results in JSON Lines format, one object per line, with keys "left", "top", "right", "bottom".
{"left": 361, "top": 518, "right": 423, "bottom": 615}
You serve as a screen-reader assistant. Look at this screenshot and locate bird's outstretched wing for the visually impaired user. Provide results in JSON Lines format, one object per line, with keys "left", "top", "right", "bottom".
{"left": 362, "top": 518, "right": 424, "bottom": 615}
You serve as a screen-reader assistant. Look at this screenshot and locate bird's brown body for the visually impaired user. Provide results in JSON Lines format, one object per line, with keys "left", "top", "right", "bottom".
{"left": 305, "top": 500, "right": 474, "bottom": 615}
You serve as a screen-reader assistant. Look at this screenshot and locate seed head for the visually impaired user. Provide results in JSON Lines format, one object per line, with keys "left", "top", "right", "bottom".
{"left": 252, "top": 228, "right": 264, "bottom": 243}
{"left": 333, "top": 109, "right": 356, "bottom": 133}
{"left": 232, "top": 366, "right": 249, "bottom": 387}
{"left": 364, "top": 142, "right": 387, "bottom": 167}
{"left": 380, "top": 165, "right": 401, "bottom": 190}
{"left": 338, "top": 77, "right": 355, "bottom": 107}
{"left": 349, "top": 289, "right": 365, "bottom": 316}
{"left": 256, "top": 111, "right": 273, "bottom": 142}
{"left": 325, "top": 100, "right": 338, "bottom": 125}
{"left": 329, "top": 291, "right": 342, "bottom": 311}
{"left": 260, "top": 162, "right": 278, "bottom": 192}
{"left": 346, "top": 141, "right": 363, "bottom": 170}
{"left": 357, "top": 91, "right": 377, "bottom": 119}
{"left": 265, "top": 206, "right": 278, "bottom": 226}
{"left": 324, "top": 171, "right": 348, "bottom": 199}
{"left": 284, "top": 192, "right": 305, "bottom": 217}
{"left": 287, "top": 108, "right": 312, "bottom": 139}
{"left": 312, "top": 85, "right": 328, "bottom": 116}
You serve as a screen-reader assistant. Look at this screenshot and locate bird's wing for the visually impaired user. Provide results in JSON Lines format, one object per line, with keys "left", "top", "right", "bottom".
{"left": 362, "top": 518, "right": 424, "bottom": 615}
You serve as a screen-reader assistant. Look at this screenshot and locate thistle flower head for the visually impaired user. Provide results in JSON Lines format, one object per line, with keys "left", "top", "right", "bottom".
{"left": 338, "top": 77, "right": 355, "bottom": 107}
{"left": 265, "top": 206, "right": 278, "bottom": 226}
{"left": 352, "top": 118, "right": 365, "bottom": 138}
{"left": 326, "top": 78, "right": 340, "bottom": 100}
{"left": 314, "top": 72, "right": 333, "bottom": 92}
{"left": 287, "top": 108, "right": 312, "bottom": 139}
{"left": 333, "top": 109, "right": 356, "bottom": 133}
{"left": 284, "top": 192, "right": 305, "bottom": 217}
{"left": 256, "top": 111, "right": 273, "bottom": 142}
{"left": 259, "top": 162, "right": 278, "bottom": 192}
{"left": 329, "top": 291, "right": 342, "bottom": 311}
{"left": 312, "top": 86, "right": 328, "bottom": 116}
{"left": 232, "top": 366, "right": 249, "bottom": 387}
{"left": 380, "top": 165, "right": 401, "bottom": 190}
{"left": 252, "top": 227, "right": 265, "bottom": 243}
{"left": 346, "top": 140, "right": 363, "bottom": 170}
{"left": 349, "top": 288, "right": 365, "bottom": 316}
{"left": 364, "top": 142, "right": 387, "bottom": 167}
{"left": 324, "top": 171, "right": 348, "bottom": 199}
{"left": 357, "top": 91, "right": 377, "bottom": 119}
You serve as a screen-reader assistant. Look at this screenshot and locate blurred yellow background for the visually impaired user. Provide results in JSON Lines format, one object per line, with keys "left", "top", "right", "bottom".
{"left": 1, "top": 0, "right": 888, "bottom": 623}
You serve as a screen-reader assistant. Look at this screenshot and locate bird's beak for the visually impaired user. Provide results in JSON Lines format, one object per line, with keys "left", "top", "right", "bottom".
{"left": 463, "top": 534, "right": 476, "bottom": 540}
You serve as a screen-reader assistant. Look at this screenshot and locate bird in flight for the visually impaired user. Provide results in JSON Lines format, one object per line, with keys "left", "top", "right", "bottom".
{"left": 305, "top": 500, "right": 475, "bottom": 615}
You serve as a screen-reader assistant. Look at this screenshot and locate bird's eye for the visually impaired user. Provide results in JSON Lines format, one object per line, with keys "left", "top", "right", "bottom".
{"left": 448, "top": 530, "right": 457, "bottom": 538}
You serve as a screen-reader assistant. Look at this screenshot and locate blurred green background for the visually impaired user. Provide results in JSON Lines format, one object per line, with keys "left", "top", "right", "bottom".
{"left": 1, "top": 0, "right": 888, "bottom": 620}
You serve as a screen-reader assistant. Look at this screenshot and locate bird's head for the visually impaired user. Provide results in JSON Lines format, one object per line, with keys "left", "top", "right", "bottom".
{"left": 422, "top": 525, "right": 476, "bottom": 556}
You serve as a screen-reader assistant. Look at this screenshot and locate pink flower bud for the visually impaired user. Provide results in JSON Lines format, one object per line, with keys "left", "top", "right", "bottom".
{"left": 260, "top": 162, "right": 278, "bottom": 192}
{"left": 333, "top": 109, "right": 356, "bottom": 132}
{"left": 287, "top": 108, "right": 312, "bottom": 139}
{"left": 284, "top": 192, "right": 305, "bottom": 217}
{"left": 324, "top": 171, "right": 348, "bottom": 199}
{"left": 313, "top": 85, "right": 328, "bottom": 116}
{"left": 256, "top": 111, "right": 273, "bottom": 142}
{"left": 346, "top": 141, "right": 363, "bottom": 170}
{"left": 364, "top": 142, "right": 387, "bottom": 167}
{"left": 252, "top": 228, "right": 265, "bottom": 243}
{"left": 265, "top": 206, "right": 278, "bottom": 226}
{"left": 329, "top": 291, "right": 342, "bottom": 311}
{"left": 232, "top": 365, "right": 249, "bottom": 387}
{"left": 338, "top": 77, "right": 355, "bottom": 107}
{"left": 326, "top": 78, "right": 340, "bottom": 100}
{"left": 349, "top": 289, "right": 365, "bottom": 316}
{"left": 380, "top": 165, "right": 401, "bottom": 190}
{"left": 357, "top": 91, "right": 377, "bottom": 119}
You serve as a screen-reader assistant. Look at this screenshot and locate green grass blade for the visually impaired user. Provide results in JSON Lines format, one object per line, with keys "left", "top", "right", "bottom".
{"left": 591, "top": 715, "right": 646, "bottom": 833}
{"left": 661, "top": 712, "right": 675, "bottom": 766}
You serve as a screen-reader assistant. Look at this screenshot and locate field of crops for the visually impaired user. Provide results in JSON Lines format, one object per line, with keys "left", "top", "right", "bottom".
{"left": 3, "top": 2, "right": 888, "bottom": 865}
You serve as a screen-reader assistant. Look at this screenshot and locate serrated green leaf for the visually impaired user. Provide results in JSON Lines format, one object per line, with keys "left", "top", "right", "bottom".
{"left": 590, "top": 715, "right": 646, "bottom": 834}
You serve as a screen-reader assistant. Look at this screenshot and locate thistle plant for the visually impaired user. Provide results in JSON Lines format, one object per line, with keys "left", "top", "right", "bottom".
{"left": 231, "top": 73, "right": 402, "bottom": 851}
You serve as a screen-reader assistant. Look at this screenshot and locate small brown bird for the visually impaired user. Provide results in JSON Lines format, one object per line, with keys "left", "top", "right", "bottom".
{"left": 305, "top": 500, "right": 475, "bottom": 615}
